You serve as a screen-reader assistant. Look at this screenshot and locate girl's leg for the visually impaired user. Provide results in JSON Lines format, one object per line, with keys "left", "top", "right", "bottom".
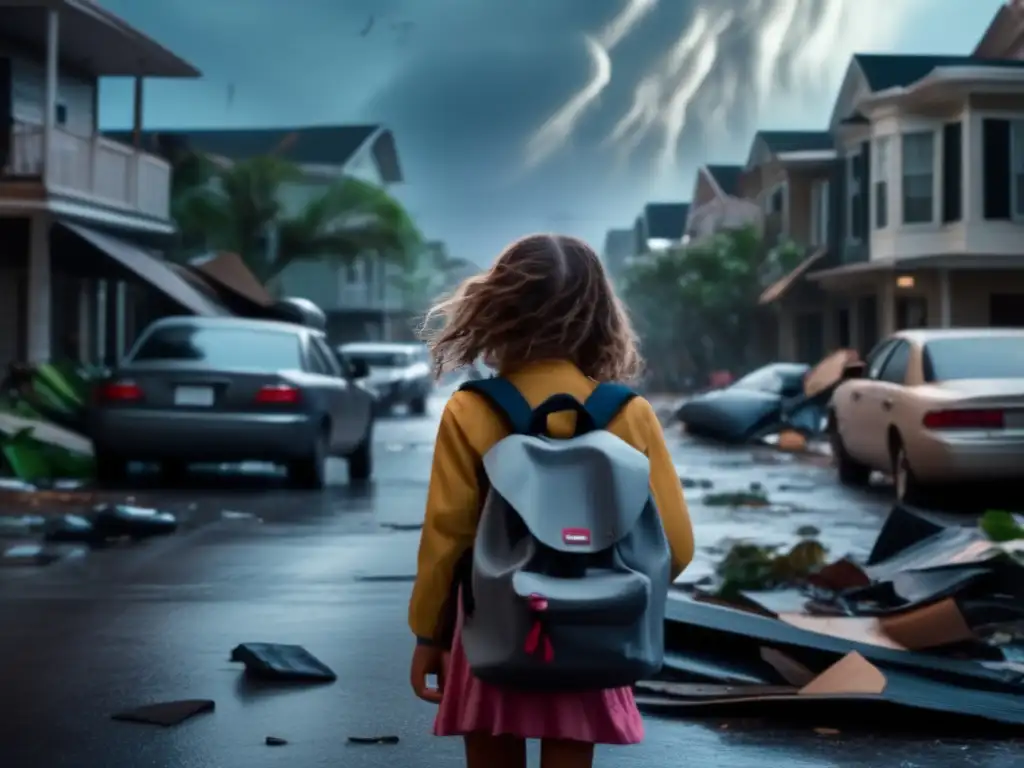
{"left": 464, "top": 733, "right": 526, "bottom": 768}
{"left": 540, "top": 739, "right": 595, "bottom": 768}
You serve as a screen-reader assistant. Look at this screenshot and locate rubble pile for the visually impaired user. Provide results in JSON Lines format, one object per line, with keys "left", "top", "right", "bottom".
{"left": 648, "top": 504, "right": 1024, "bottom": 730}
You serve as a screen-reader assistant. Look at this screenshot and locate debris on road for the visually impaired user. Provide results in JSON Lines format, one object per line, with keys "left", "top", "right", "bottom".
{"left": 675, "top": 350, "right": 859, "bottom": 452}
{"left": 111, "top": 698, "right": 215, "bottom": 726}
{"left": 651, "top": 504, "right": 1024, "bottom": 730}
{"left": 1, "top": 543, "right": 62, "bottom": 566}
{"left": 39, "top": 505, "right": 178, "bottom": 545}
{"left": 265, "top": 736, "right": 288, "bottom": 746}
{"left": 348, "top": 735, "right": 400, "bottom": 745}
{"left": 230, "top": 642, "right": 337, "bottom": 682}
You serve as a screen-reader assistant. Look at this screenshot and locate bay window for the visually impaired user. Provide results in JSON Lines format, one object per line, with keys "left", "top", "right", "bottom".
{"left": 902, "top": 131, "right": 935, "bottom": 224}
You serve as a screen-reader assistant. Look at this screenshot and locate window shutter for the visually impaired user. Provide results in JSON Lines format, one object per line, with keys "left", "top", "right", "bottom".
{"left": 942, "top": 121, "right": 962, "bottom": 222}
{"left": 983, "top": 119, "right": 1011, "bottom": 220}
{"left": 858, "top": 141, "right": 871, "bottom": 237}
{"left": 829, "top": 157, "right": 845, "bottom": 248}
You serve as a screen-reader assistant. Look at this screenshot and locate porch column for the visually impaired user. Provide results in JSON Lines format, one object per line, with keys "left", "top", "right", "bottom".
{"left": 114, "top": 282, "right": 127, "bottom": 362}
{"left": 26, "top": 215, "right": 52, "bottom": 362}
{"left": 77, "top": 280, "right": 91, "bottom": 362}
{"left": 132, "top": 77, "right": 144, "bottom": 147}
{"left": 42, "top": 9, "right": 58, "bottom": 186}
{"left": 879, "top": 276, "right": 897, "bottom": 337}
{"left": 938, "top": 268, "right": 952, "bottom": 327}
{"left": 96, "top": 281, "right": 108, "bottom": 364}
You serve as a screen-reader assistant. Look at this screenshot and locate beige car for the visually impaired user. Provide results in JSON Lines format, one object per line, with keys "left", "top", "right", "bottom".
{"left": 828, "top": 328, "right": 1024, "bottom": 503}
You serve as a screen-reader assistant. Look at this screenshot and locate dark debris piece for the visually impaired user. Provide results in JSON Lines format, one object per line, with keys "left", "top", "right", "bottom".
{"left": 111, "top": 699, "right": 214, "bottom": 726}
{"left": 230, "top": 642, "right": 337, "bottom": 682}
{"left": 348, "top": 735, "right": 400, "bottom": 745}
{"left": 265, "top": 736, "right": 288, "bottom": 746}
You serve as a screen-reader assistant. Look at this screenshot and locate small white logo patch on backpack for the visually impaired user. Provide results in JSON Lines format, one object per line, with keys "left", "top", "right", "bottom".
{"left": 562, "top": 528, "right": 591, "bottom": 545}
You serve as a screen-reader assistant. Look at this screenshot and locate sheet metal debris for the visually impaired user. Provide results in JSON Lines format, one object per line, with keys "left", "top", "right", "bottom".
{"left": 112, "top": 699, "right": 214, "bottom": 726}
{"left": 652, "top": 504, "right": 1024, "bottom": 731}
{"left": 230, "top": 642, "right": 337, "bottom": 682}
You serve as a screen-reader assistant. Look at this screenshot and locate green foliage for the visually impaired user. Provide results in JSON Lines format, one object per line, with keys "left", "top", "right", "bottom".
{"left": 170, "top": 152, "right": 422, "bottom": 283}
{"left": 621, "top": 226, "right": 806, "bottom": 388}
{"left": 980, "top": 510, "right": 1024, "bottom": 542}
{"left": 390, "top": 241, "right": 475, "bottom": 312}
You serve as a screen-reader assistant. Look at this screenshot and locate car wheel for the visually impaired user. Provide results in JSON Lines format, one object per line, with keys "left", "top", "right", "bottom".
{"left": 409, "top": 396, "right": 427, "bottom": 416}
{"left": 828, "top": 415, "right": 870, "bottom": 487}
{"left": 347, "top": 420, "right": 374, "bottom": 482}
{"left": 288, "top": 428, "right": 327, "bottom": 490}
{"left": 893, "top": 442, "right": 926, "bottom": 506}
{"left": 95, "top": 452, "right": 128, "bottom": 488}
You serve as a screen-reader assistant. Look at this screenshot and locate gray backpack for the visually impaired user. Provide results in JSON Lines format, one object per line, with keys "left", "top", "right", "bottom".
{"left": 455, "top": 377, "right": 670, "bottom": 690}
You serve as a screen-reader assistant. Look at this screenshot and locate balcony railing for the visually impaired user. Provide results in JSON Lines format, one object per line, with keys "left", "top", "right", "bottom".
{"left": 3, "top": 121, "right": 171, "bottom": 220}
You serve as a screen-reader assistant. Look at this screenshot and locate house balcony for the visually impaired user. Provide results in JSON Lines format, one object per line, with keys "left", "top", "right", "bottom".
{"left": 2, "top": 121, "right": 171, "bottom": 221}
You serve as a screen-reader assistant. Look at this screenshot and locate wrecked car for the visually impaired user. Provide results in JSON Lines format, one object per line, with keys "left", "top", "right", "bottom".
{"left": 676, "top": 363, "right": 809, "bottom": 443}
{"left": 678, "top": 351, "right": 858, "bottom": 445}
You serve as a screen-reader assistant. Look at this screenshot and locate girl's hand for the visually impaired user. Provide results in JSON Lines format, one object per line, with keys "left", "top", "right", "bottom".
{"left": 410, "top": 642, "right": 446, "bottom": 703}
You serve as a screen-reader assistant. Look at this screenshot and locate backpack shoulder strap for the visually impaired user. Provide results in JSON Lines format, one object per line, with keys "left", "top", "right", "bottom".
{"left": 458, "top": 376, "right": 532, "bottom": 434}
{"left": 583, "top": 383, "right": 637, "bottom": 430}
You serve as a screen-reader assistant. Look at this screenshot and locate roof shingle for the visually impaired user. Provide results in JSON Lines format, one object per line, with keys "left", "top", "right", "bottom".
{"left": 853, "top": 53, "right": 1024, "bottom": 91}
{"left": 643, "top": 202, "right": 689, "bottom": 240}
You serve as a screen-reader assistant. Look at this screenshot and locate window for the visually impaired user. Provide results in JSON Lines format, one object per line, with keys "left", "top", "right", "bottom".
{"left": 877, "top": 341, "right": 910, "bottom": 384}
{"left": 1011, "top": 120, "right": 1024, "bottom": 218}
{"left": 873, "top": 136, "right": 890, "bottom": 228}
{"left": 311, "top": 337, "right": 341, "bottom": 376}
{"left": 810, "top": 179, "right": 830, "bottom": 246}
{"left": 306, "top": 339, "right": 334, "bottom": 375}
{"left": 866, "top": 339, "right": 897, "bottom": 379}
{"left": 131, "top": 325, "right": 302, "bottom": 370}
{"left": 902, "top": 131, "right": 935, "bottom": 223}
{"left": 55, "top": 103, "right": 67, "bottom": 125}
{"left": 847, "top": 152, "right": 862, "bottom": 241}
{"left": 922, "top": 337, "right": 1024, "bottom": 381}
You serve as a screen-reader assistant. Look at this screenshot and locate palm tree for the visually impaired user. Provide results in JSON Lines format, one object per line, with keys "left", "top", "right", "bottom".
{"left": 390, "top": 241, "right": 476, "bottom": 312}
{"left": 170, "top": 151, "right": 421, "bottom": 284}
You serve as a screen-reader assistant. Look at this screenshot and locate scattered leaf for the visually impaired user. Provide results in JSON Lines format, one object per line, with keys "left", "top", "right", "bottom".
{"left": 979, "top": 510, "right": 1024, "bottom": 542}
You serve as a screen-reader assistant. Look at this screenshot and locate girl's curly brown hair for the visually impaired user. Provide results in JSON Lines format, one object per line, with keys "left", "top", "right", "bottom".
{"left": 421, "top": 233, "right": 643, "bottom": 382}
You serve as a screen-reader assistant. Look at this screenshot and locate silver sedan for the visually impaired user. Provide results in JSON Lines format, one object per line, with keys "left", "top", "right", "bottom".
{"left": 89, "top": 316, "right": 375, "bottom": 488}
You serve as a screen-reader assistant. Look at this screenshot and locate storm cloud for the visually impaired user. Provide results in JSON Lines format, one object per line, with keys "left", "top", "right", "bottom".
{"left": 98, "top": 0, "right": 923, "bottom": 260}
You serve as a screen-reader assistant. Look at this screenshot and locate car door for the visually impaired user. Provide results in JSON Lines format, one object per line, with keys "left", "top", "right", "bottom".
{"left": 862, "top": 339, "right": 911, "bottom": 468}
{"left": 305, "top": 336, "right": 349, "bottom": 451}
{"left": 837, "top": 339, "right": 897, "bottom": 463}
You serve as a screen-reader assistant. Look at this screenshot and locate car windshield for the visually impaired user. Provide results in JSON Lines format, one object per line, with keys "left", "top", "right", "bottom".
{"left": 924, "top": 337, "right": 1024, "bottom": 381}
{"left": 347, "top": 351, "right": 411, "bottom": 367}
{"left": 131, "top": 325, "right": 302, "bottom": 370}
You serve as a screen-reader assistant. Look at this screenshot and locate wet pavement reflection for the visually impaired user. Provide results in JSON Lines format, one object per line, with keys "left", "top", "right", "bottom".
{"left": 0, "top": 397, "right": 1018, "bottom": 767}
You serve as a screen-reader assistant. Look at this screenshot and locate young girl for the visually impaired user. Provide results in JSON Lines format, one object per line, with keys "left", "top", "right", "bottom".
{"left": 408, "top": 233, "right": 695, "bottom": 768}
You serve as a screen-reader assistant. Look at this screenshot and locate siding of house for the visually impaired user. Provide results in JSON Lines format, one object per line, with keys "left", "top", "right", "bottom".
{"left": 693, "top": 172, "right": 718, "bottom": 207}
{"left": 275, "top": 147, "right": 408, "bottom": 315}
{"left": 0, "top": 40, "right": 97, "bottom": 136}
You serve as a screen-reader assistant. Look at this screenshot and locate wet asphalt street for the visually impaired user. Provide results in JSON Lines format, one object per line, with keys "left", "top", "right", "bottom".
{"left": 0, "top": 392, "right": 1019, "bottom": 767}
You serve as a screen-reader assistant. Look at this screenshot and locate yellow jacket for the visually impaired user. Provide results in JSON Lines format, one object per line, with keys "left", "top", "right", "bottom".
{"left": 408, "top": 360, "right": 695, "bottom": 640}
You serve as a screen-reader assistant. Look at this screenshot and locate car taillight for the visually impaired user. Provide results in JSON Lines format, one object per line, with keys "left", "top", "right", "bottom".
{"left": 254, "top": 384, "right": 301, "bottom": 404}
{"left": 96, "top": 381, "right": 143, "bottom": 403}
{"left": 922, "top": 409, "right": 1003, "bottom": 429}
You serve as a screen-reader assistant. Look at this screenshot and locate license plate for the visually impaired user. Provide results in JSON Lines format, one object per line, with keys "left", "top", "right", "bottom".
{"left": 174, "top": 386, "right": 214, "bottom": 406}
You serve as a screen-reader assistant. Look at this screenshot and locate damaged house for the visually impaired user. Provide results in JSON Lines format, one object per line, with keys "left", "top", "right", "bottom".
{"left": 0, "top": 0, "right": 219, "bottom": 371}
{"left": 105, "top": 124, "right": 409, "bottom": 344}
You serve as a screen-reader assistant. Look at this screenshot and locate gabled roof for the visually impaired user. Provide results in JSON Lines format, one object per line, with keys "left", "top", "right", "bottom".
{"left": 105, "top": 125, "right": 402, "bottom": 182}
{"left": 643, "top": 202, "right": 689, "bottom": 241}
{"left": 974, "top": 1, "right": 1024, "bottom": 58}
{"left": 853, "top": 53, "right": 1024, "bottom": 91}
{"left": 758, "top": 131, "right": 834, "bottom": 154}
{"left": 603, "top": 228, "right": 634, "bottom": 259}
{"left": 704, "top": 164, "right": 742, "bottom": 196}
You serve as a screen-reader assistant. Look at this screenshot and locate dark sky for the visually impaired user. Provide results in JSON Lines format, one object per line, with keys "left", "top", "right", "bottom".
{"left": 97, "top": 0, "right": 924, "bottom": 261}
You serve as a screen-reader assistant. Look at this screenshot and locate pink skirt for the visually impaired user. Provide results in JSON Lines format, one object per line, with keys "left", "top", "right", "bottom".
{"left": 433, "top": 606, "right": 644, "bottom": 744}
